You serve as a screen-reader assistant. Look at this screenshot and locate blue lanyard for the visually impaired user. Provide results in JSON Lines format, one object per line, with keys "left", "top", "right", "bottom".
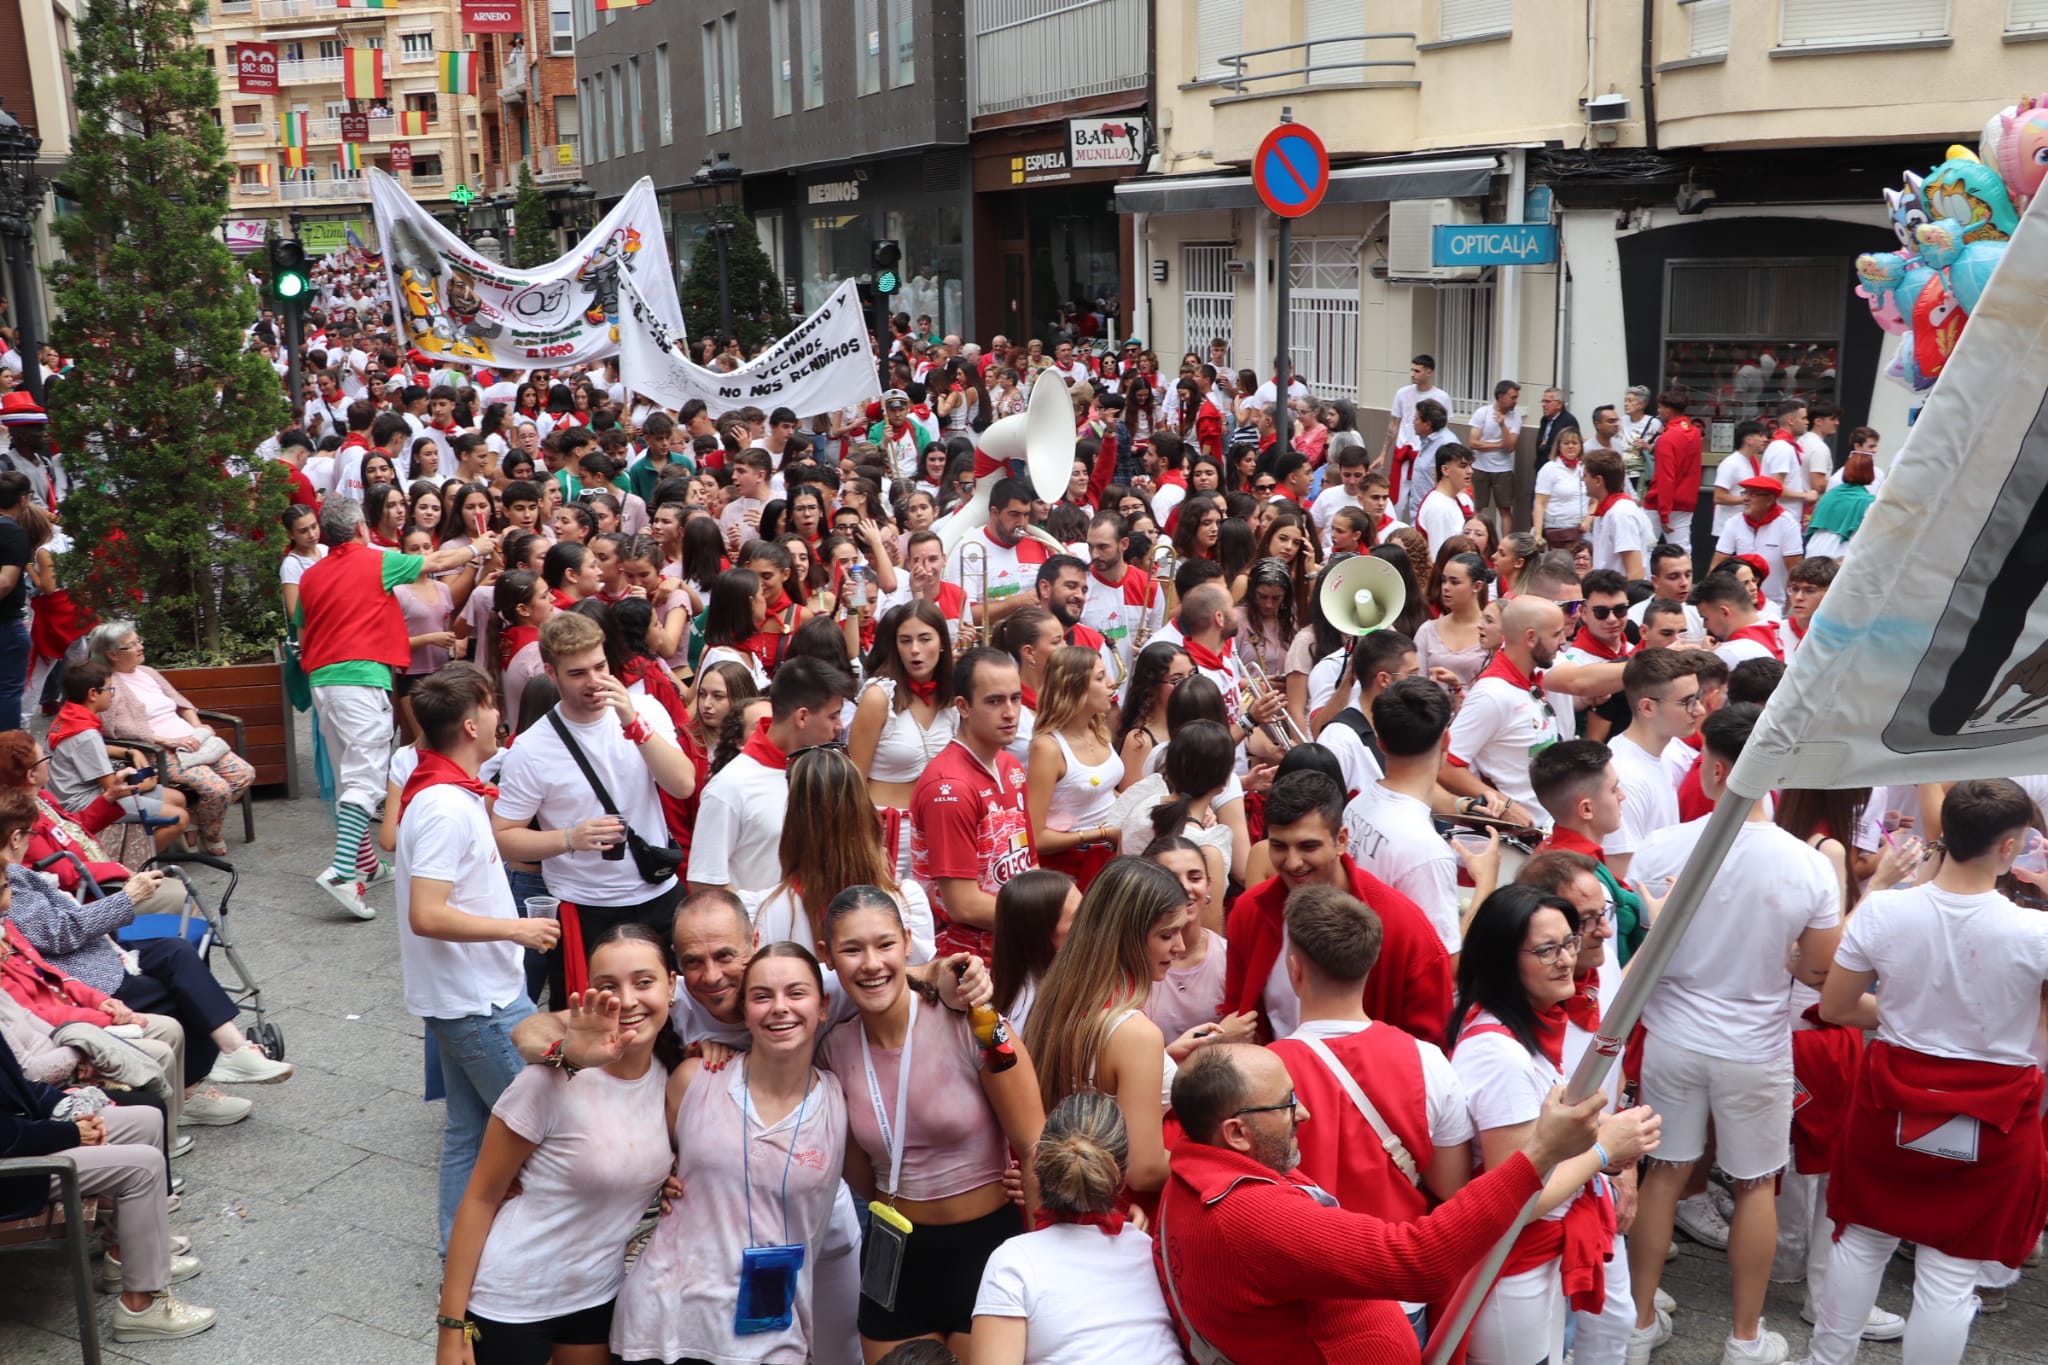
{"left": 741, "top": 1058, "right": 813, "bottom": 1250}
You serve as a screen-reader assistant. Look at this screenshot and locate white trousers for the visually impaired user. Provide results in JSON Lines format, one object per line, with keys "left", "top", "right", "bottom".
{"left": 312, "top": 683, "right": 393, "bottom": 813}
{"left": 1468, "top": 1260, "right": 1565, "bottom": 1365}
{"left": 810, "top": 1182, "right": 862, "bottom": 1365}
{"left": 1809, "top": 1221, "right": 1979, "bottom": 1365}
{"left": 1572, "top": 1230, "right": 1635, "bottom": 1365}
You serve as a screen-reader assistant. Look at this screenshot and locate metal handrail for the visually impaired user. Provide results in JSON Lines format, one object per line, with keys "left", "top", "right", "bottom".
{"left": 1191, "top": 32, "right": 1419, "bottom": 95}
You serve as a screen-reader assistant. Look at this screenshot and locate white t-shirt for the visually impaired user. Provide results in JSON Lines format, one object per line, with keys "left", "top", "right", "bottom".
{"left": 1604, "top": 732, "right": 1680, "bottom": 859}
{"left": 1447, "top": 674, "right": 1574, "bottom": 825}
{"left": 1837, "top": 883, "right": 2048, "bottom": 1068}
{"left": 1714, "top": 512, "right": 1803, "bottom": 607}
{"left": 946, "top": 529, "right": 1044, "bottom": 614}
{"left": 1591, "top": 498, "right": 1649, "bottom": 575}
{"left": 973, "top": 1224, "right": 1184, "bottom": 1365}
{"left": 1761, "top": 436, "right": 1808, "bottom": 517}
{"left": 1392, "top": 383, "right": 1452, "bottom": 452}
{"left": 690, "top": 751, "right": 791, "bottom": 893}
{"left": 1343, "top": 784, "right": 1461, "bottom": 952}
{"left": 1287, "top": 1018, "right": 1475, "bottom": 1148}
{"left": 1263, "top": 928, "right": 1301, "bottom": 1040}
{"left": 1148, "top": 478, "right": 1186, "bottom": 528}
{"left": 1416, "top": 489, "right": 1474, "bottom": 556}
{"left": 491, "top": 698, "right": 680, "bottom": 906}
{"left": 1534, "top": 459, "right": 1588, "bottom": 529}
{"left": 1309, "top": 485, "right": 1362, "bottom": 553}
{"left": 1469, "top": 406, "right": 1522, "bottom": 475}
{"left": 1317, "top": 721, "right": 1385, "bottom": 809}
{"left": 1711, "top": 450, "right": 1763, "bottom": 535}
{"left": 466, "top": 1062, "right": 674, "bottom": 1322}
{"left": 1452, "top": 1021, "right": 1578, "bottom": 1221}
{"left": 1247, "top": 377, "right": 1308, "bottom": 412}
{"left": 396, "top": 784, "right": 525, "bottom": 1020}
{"left": 1630, "top": 819, "right": 1838, "bottom": 1062}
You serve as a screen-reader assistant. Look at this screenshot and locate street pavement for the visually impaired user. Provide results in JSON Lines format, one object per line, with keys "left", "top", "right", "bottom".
{"left": 1, "top": 710, "right": 2044, "bottom": 1362}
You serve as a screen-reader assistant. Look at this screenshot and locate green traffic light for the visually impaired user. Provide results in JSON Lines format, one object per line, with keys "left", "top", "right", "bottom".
{"left": 877, "top": 270, "right": 899, "bottom": 294}
{"left": 276, "top": 272, "right": 308, "bottom": 300}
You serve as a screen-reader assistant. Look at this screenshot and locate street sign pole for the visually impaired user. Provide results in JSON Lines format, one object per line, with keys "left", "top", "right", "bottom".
{"left": 1253, "top": 115, "right": 1328, "bottom": 467}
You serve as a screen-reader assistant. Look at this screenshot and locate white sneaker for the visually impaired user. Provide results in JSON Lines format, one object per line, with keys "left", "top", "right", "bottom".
{"left": 178, "top": 1086, "right": 252, "bottom": 1127}
{"left": 1800, "top": 1300, "right": 1907, "bottom": 1341}
{"left": 1655, "top": 1287, "right": 1676, "bottom": 1313}
{"left": 314, "top": 868, "right": 375, "bottom": 920}
{"left": 111, "top": 1291, "right": 217, "bottom": 1342}
{"left": 1675, "top": 1192, "right": 1732, "bottom": 1250}
{"left": 100, "top": 1250, "right": 200, "bottom": 1293}
{"left": 206, "top": 1044, "right": 293, "bottom": 1085}
{"left": 1625, "top": 1308, "right": 1673, "bottom": 1363}
{"left": 169, "top": 1133, "right": 193, "bottom": 1159}
{"left": 359, "top": 859, "right": 395, "bottom": 888}
{"left": 1720, "top": 1325, "right": 1789, "bottom": 1364}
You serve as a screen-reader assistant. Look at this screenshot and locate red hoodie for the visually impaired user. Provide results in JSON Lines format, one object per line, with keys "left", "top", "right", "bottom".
{"left": 1646, "top": 415, "right": 1702, "bottom": 518}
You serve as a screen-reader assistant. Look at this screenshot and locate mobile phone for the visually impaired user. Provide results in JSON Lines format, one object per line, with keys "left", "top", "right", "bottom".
{"left": 127, "top": 766, "right": 157, "bottom": 784}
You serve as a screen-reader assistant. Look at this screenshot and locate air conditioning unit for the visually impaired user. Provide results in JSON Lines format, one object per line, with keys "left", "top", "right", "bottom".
{"left": 1386, "top": 198, "right": 1484, "bottom": 282}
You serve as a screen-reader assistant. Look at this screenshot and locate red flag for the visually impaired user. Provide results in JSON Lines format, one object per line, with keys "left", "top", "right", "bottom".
{"left": 389, "top": 142, "right": 414, "bottom": 170}
{"left": 237, "top": 42, "right": 278, "bottom": 94}
{"left": 461, "top": 0, "right": 524, "bottom": 33}
{"left": 340, "top": 112, "right": 370, "bottom": 143}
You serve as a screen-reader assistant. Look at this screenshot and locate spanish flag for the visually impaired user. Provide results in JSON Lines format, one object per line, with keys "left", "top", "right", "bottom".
{"left": 284, "top": 147, "right": 307, "bottom": 170}
{"left": 342, "top": 46, "right": 384, "bottom": 100}
{"left": 340, "top": 142, "right": 363, "bottom": 172}
{"left": 279, "top": 110, "right": 308, "bottom": 148}
{"left": 437, "top": 50, "right": 477, "bottom": 95}
{"left": 335, "top": 0, "right": 393, "bottom": 8}
{"left": 399, "top": 109, "right": 430, "bottom": 136}
{"left": 596, "top": 0, "right": 650, "bottom": 9}
{"left": 255, "top": 162, "right": 274, "bottom": 188}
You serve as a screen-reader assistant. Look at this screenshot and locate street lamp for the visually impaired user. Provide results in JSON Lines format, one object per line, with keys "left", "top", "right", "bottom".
{"left": 565, "top": 182, "right": 598, "bottom": 234}
{"left": 0, "top": 98, "right": 48, "bottom": 405}
{"left": 693, "top": 149, "right": 743, "bottom": 339}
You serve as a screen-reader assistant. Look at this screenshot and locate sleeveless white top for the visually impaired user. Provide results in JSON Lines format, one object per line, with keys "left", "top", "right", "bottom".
{"left": 863, "top": 677, "right": 960, "bottom": 787}
{"left": 1046, "top": 729, "right": 1123, "bottom": 831}
{"left": 1095, "top": 1007, "right": 1177, "bottom": 1113}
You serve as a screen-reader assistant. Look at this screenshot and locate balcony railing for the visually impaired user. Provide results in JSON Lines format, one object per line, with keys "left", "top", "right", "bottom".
{"left": 258, "top": 0, "right": 384, "bottom": 17}
{"left": 276, "top": 55, "right": 391, "bottom": 85}
{"left": 279, "top": 177, "right": 368, "bottom": 201}
{"left": 233, "top": 123, "right": 266, "bottom": 138}
{"left": 235, "top": 182, "right": 271, "bottom": 196}
{"left": 1191, "top": 33, "right": 1419, "bottom": 95}
{"left": 971, "top": 0, "right": 1148, "bottom": 118}
{"left": 309, "top": 113, "right": 399, "bottom": 138}
{"left": 216, "top": 0, "right": 254, "bottom": 13}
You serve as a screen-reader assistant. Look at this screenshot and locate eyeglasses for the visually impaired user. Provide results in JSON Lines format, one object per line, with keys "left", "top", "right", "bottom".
{"left": 1522, "top": 934, "right": 1582, "bottom": 965}
{"left": 1233, "top": 1090, "right": 1300, "bottom": 1119}
{"left": 114, "top": 641, "right": 144, "bottom": 653}
{"left": 1558, "top": 600, "right": 1583, "bottom": 617}
{"left": 1586, "top": 603, "right": 1626, "bottom": 621}
{"left": 1664, "top": 691, "right": 1705, "bottom": 712}
{"left": 1253, "top": 481, "right": 1277, "bottom": 493}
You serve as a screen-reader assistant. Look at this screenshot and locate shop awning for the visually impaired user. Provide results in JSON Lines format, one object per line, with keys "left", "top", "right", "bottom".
{"left": 1113, "top": 154, "right": 1498, "bottom": 215}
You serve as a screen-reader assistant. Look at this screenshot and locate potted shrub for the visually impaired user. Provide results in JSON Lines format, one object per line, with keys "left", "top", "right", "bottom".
{"left": 48, "top": 0, "right": 298, "bottom": 789}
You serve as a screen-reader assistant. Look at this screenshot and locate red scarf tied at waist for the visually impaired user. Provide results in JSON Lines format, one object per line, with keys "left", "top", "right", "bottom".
{"left": 398, "top": 749, "right": 497, "bottom": 818}
{"left": 739, "top": 716, "right": 789, "bottom": 770}
{"left": 46, "top": 701, "right": 103, "bottom": 752}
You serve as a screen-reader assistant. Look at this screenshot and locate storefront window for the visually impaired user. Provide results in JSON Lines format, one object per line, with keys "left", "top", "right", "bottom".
{"left": 801, "top": 201, "right": 963, "bottom": 335}
{"left": 1661, "top": 258, "right": 1843, "bottom": 453}
{"left": 1029, "top": 190, "right": 1121, "bottom": 346}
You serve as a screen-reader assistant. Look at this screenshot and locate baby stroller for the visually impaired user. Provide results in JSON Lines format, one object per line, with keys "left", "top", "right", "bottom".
{"left": 39, "top": 845, "right": 284, "bottom": 1062}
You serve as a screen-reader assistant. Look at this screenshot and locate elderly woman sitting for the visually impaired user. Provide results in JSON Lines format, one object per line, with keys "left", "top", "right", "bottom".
{"left": 86, "top": 620, "right": 254, "bottom": 857}
{"left": 0, "top": 728, "right": 147, "bottom": 896}
{"left": 0, "top": 789, "right": 290, "bottom": 1109}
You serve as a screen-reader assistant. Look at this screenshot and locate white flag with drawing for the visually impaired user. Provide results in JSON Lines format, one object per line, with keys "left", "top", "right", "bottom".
{"left": 1730, "top": 190, "right": 2048, "bottom": 796}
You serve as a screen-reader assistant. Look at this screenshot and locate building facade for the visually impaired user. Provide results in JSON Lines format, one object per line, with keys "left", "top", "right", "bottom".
{"left": 573, "top": 0, "right": 971, "bottom": 332}
{"left": 0, "top": 0, "right": 79, "bottom": 363}
{"left": 201, "top": 0, "right": 490, "bottom": 249}
{"left": 1128, "top": 0, "right": 2039, "bottom": 484}
{"left": 474, "top": 0, "right": 581, "bottom": 194}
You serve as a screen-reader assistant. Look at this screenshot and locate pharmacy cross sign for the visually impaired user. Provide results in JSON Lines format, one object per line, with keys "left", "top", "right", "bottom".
{"left": 449, "top": 184, "right": 477, "bottom": 206}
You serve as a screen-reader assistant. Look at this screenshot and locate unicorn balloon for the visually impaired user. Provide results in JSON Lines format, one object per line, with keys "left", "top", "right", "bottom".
{"left": 1981, "top": 96, "right": 2048, "bottom": 214}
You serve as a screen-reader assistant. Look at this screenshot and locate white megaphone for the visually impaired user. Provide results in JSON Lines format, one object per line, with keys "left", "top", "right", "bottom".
{"left": 1318, "top": 554, "right": 1406, "bottom": 637}
{"left": 937, "top": 370, "right": 1076, "bottom": 555}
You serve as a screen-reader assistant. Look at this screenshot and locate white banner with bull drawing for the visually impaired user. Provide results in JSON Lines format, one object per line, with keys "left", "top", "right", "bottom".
{"left": 616, "top": 268, "right": 879, "bottom": 416}
{"left": 365, "top": 168, "right": 684, "bottom": 369}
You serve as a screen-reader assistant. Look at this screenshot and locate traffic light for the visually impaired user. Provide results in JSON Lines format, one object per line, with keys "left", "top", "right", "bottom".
{"left": 269, "top": 238, "right": 311, "bottom": 308}
{"left": 872, "top": 239, "right": 901, "bottom": 296}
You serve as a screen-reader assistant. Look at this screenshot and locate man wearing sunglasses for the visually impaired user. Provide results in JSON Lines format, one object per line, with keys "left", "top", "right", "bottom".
{"left": 1154, "top": 1039, "right": 1608, "bottom": 1365}
{"left": 1554, "top": 568, "right": 1636, "bottom": 741}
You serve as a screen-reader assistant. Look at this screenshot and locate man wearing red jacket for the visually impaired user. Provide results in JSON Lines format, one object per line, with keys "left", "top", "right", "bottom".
{"left": 1155, "top": 1042, "right": 1608, "bottom": 1365}
{"left": 1645, "top": 389, "right": 1701, "bottom": 556}
{"left": 1224, "top": 771, "right": 1453, "bottom": 1045}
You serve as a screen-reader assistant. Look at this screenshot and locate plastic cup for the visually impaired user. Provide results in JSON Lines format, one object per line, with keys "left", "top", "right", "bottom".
{"left": 1448, "top": 831, "right": 1494, "bottom": 858}
{"left": 524, "top": 896, "right": 561, "bottom": 921}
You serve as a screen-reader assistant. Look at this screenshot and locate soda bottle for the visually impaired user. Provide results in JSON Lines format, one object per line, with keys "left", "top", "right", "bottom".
{"left": 955, "top": 961, "right": 1017, "bottom": 1072}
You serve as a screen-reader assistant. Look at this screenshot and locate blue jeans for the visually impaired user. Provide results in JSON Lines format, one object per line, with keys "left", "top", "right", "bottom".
{"left": 0, "top": 617, "right": 30, "bottom": 733}
{"left": 506, "top": 867, "right": 553, "bottom": 1007}
{"left": 423, "top": 995, "right": 536, "bottom": 1253}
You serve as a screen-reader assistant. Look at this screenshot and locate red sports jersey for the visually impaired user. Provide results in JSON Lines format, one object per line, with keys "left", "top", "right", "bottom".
{"left": 909, "top": 740, "right": 1035, "bottom": 964}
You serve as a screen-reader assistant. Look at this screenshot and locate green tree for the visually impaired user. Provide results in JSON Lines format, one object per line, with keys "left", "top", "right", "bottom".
{"left": 510, "top": 160, "right": 553, "bottom": 269}
{"left": 678, "top": 209, "right": 792, "bottom": 351}
{"left": 48, "top": 0, "right": 292, "bottom": 662}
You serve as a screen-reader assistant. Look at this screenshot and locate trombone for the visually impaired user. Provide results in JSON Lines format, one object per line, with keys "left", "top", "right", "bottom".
{"left": 1236, "top": 639, "right": 1312, "bottom": 751}
{"left": 957, "top": 540, "right": 987, "bottom": 648}
{"left": 1134, "top": 540, "right": 1179, "bottom": 653}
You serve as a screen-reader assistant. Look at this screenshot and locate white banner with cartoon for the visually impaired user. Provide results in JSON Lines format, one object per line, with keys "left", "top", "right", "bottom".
{"left": 616, "top": 270, "right": 878, "bottom": 415}
{"left": 365, "top": 168, "right": 683, "bottom": 368}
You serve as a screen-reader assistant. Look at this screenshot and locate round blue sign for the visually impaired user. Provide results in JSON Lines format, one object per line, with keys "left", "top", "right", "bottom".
{"left": 1254, "top": 124, "right": 1329, "bottom": 219}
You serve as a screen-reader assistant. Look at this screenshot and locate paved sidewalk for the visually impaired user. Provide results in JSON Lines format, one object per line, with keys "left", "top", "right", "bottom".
{"left": 1, "top": 713, "right": 2043, "bottom": 1362}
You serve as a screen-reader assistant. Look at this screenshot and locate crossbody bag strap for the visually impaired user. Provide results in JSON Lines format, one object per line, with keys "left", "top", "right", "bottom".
{"left": 1298, "top": 1034, "right": 1422, "bottom": 1187}
{"left": 546, "top": 709, "right": 621, "bottom": 818}
{"left": 1157, "top": 1194, "right": 1243, "bottom": 1365}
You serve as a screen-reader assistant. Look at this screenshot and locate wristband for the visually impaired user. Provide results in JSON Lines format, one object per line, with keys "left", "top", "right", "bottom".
{"left": 562, "top": 827, "right": 573, "bottom": 853}
{"left": 436, "top": 1316, "right": 480, "bottom": 1343}
{"left": 541, "top": 1039, "right": 581, "bottom": 1076}
{"left": 622, "top": 715, "right": 653, "bottom": 745}
{"left": 1593, "top": 1141, "right": 1611, "bottom": 1171}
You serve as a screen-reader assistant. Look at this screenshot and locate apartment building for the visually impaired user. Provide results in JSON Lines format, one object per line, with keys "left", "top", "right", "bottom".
{"left": 202, "top": 0, "right": 490, "bottom": 248}
{"left": 474, "top": 0, "right": 581, "bottom": 195}
{"left": 1130, "top": 0, "right": 2038, "bottom": 467}
{"left": 0, "top": 0, "right": 78, "bottom": 351}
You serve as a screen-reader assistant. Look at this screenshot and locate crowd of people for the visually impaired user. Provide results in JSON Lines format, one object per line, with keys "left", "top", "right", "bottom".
{"left": 1, "top": 249, "right": 2042, "bottom": 1365}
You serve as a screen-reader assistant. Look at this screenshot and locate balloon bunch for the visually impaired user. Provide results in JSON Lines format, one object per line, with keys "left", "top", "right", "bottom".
{"left": 1854, "top": 97, "right": 2048, "bottom": 392}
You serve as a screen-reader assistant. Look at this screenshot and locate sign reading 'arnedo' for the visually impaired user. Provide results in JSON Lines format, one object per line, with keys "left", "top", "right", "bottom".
{"left": 461, "top": 0, "right": 524, "bottom": 33}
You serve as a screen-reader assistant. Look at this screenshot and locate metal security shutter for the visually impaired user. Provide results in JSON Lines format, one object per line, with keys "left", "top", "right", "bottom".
{"left": 2010, "top": 0, "right": 2048, "bottom": 33}
{"left": 1780, "top": 0, "right": 1947, "bottom": 46}
{"left": 1439, "top": 0, "right": 1513, "bottom": 42}
{"left": 1195, "top": 0, "right": 1241, "bottom": 79}
{"left": 1686, "top": 0, "right": 1729, "bottom": 56}
{"left": 1303, "top": 0, "right": 1363, "bottom": 85}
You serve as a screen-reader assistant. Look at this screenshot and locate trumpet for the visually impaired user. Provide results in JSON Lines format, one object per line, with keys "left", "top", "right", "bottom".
{"left": 1236, "top": 640, "right": 1312, "bottom": 751}
{"left": 1133, "top": 540, "right": 1178, "bottom": 654}
{"left": 957, "top": 541, "right": 987, "bottom": 648}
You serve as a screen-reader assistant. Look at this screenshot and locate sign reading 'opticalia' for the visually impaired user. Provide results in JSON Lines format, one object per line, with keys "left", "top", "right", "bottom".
{"left": 1431, "top": 223, "right": 1559, "bottom": 266}
{"left": 461, "top": 0, "right": 525, "bottom": 33}
{"left": 1067, "top": 116, "right": 1148, "bottom": 168}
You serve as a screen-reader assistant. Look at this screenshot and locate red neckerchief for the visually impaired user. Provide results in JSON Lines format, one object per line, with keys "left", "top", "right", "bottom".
{"left": 498, "top": 625, "right": 538, "bottom": 670}
{"left": 429, "top": 419, "right": 458, "bottom": 434}
{"left": 766, "top": 588, "right": 795, "bottom": 615}
{"left": 398, "top": 749, "right": 497, "bottom": 817}
{"left": 1032, "top": 1209, "right": 1126, "bottom": 1236}
{"left": 1563, "top": 980, "right": 1602, "bottom": 1035}
{"left": 1020, "top": 684, "right": 1039, "bottom": 711}
{"left": 1182, "top": 636, "right": 1229, "bottom": 672}
{"left": 888, "top": 418, "right": 913, "bottom": 441}
{"left": 1744, "top": 505, "right": 1784, "bottom": 531}
{"left": 904, "top": 677, "right": 940, "bottom": 705}
{"left": 1726, "top": 621, "right": 1786, "bottom": 661}
{"left": 550, "top": 588, "right": 577, "bottom": 610}
{"left": 739, "top": 716, "right": 789, "bottom": 770}
{"left": 47, "top": 702, "right": 103, "bottom": 751}
{"left": 1680, "top": 729, "right": 1704, "bottom": 752}
{"left": 1476, "top": 649, "right": 1544, "bottom": 698}
{"left": 1530, "top": 1004, "right": 1568, "bottom": 1068}
{"left": 1771, "top": 428, "right": 1795, "bottom": 447}
{"left": 1541, "top": 826, "right": 1609, "bottom": 866}
{"left": 1594, "top": 492, "right": 1631, "bottom": 519}
{"left": 1375, "top": 513, "right": 1397, "bottom": 535}
{"left": 1089, "top": 565, "right": 1128, "bottom": 589}
{"left": 370, "top": 531, "right": 401, "bottom": 548}
{"left": 1789, "top": 616, "right": 1808, "bottom": 641}
{"left": 1155, "top": 470, "right": 1186, "bottom": 493}
{"left": 1570, "top": 624, "right": 1632, "bottom": 662}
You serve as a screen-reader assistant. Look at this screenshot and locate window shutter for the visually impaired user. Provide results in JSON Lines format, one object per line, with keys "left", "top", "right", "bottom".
{"left": 1439, "top": 0, "right": 1513, "bottom": 42}
{"left": 1780, "top": 0, "right": 1947, "bottom": 47}
{"left": 2009, "top": 0, "right": 2048, "bottom": 33}
{"left": 1686, "top": 0, "right": 1729, "bottom": 56}
{"left": 1195, "top": 0, "right": 1242, "bottom": 79}
{"left": 1303, "top": 0, "right": 1363, "bottom": 85}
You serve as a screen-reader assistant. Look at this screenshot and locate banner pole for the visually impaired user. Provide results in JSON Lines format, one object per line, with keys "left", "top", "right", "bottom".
{"left": 1421, "top": 787, "right": 1758, "bottom": 1365}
